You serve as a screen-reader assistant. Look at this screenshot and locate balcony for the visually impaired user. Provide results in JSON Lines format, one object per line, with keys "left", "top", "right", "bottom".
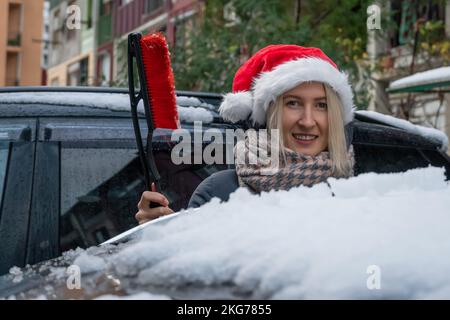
{"left": 7, "top": 32, "right": 21, "bottom": 47}
{"left": 97, "top": 14, "right": 112, "bottom": 46}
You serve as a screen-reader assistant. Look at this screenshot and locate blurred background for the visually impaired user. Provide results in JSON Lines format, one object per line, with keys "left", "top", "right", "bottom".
{"left": 0, "top": 0, "right": 449, "bottom": 138}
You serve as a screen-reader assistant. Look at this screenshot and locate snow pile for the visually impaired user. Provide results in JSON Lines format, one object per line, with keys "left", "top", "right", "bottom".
{"left": 0, "top": 92, "right": 131, "bottom": 111}
{"left": 177, "top": 106, "right": 213, "bottom": 123}
{"left": 356, "top": 110, "right": 449, "bottom": 151}
{"left": 389, "top": 66, "right": 450, "bottom": 91}
{"left": 176, "top": 96, "right": 217, "bottom": 110}
{"left": 9, "top": 266, "right": 23, "bottom": 284}
{"left": 73, "top": 252, "right": 107, "bottom": 274}
{"left": 95, "top": 292, "right": 171, "bottom": 300}
{"left": 110, "top": 166, "right": 450, "bottom": 299}
{"left": 0, "top": 92, "right": 215, "bottom": 123}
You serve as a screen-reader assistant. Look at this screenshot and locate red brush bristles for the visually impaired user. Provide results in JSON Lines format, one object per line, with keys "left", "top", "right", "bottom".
{"left": 140, "top": 33, "right": 179, "bottom": 130}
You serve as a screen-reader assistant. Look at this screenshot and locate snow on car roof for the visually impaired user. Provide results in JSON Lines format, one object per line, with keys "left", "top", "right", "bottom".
{"left": 1, "top": 92, "right": 447, "bottom": 150}
{"left": 0, "top": 92, "right": 215, "bottom": 124}
{"left": 356, "top": 110, "right": 449, "bottom": 152}
{"left": 56, "top": 166, "right": 450, "bottom": 299}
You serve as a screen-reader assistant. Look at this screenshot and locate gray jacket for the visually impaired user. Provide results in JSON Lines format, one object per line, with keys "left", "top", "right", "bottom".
{"left": 188, "top": 169, "right": 239, "bottom": 208}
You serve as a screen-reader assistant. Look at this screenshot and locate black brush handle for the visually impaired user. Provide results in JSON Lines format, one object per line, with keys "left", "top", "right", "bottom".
{"left": 150, "top": 202, "right": 161, "bottom": 209}
{"left": 128, "top": 33, "right": 163, "bottom": 209}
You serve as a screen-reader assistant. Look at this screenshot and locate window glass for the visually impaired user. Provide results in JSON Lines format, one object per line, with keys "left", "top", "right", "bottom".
{"left": 144, "top": 0, "right": 164, "bottom": 13}
{"left": 59, "top": 146, "right": 229, "bottom": 252}
{"left": 60, "top": 147, "right": 142, "bottom": 252}
{"left": 354, "top": 144, "right": 429, "bottom": 175}
{"left": 419, "top": 149, "right": 450, "bottom": 180}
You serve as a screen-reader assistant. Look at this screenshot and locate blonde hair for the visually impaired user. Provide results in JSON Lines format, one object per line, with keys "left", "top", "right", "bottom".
{"left": 265, "top": 83, "right": 352, "bottom": 176}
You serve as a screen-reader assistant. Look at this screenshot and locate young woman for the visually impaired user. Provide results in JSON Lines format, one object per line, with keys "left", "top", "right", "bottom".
{"left": 135, "top": 44, "right": 355, "bottom": 224}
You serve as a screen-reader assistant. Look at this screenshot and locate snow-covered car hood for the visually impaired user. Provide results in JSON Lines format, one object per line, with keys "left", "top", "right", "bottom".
{"left": 1, "top": 166, "right": 450, "bottom": 300}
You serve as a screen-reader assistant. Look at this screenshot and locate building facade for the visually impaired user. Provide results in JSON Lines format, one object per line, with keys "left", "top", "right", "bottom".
{"left": 367, "top": 0, "right": 450, "bottom": 143}
{"left": 47, "top": 0, "right": 97, "bottom": 86}
{"left": 108, "top": 0, "right": 202, "bottom": 87}
{"left": 46, "top": 0, "right": 202, "bottom": 87}
{"left": 0, "top": 0, "right": 44, "bottom": 87}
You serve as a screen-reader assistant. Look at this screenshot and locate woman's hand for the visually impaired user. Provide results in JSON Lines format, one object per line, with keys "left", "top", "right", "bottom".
{"left": 135, "top": 183, "right": 174, "bottom": 224}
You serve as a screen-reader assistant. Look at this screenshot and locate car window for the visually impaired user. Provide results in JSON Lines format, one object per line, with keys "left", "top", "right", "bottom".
{"left": 418, "top": 149, "right": 450, "bottom": 180}
{"left": 354, "top": 144, "right": 430, "bottom": 175}
{"left": 38, "top": 118, "right": 229, "bottom": 252}
{"left": 0, "top": 142, "right": 9, "bottom": 210}
{"left": 60, "top": 146, "right": 144, "bottom": 252}
{"left": 59, "top": 144, "right": 229, "bottom": 253}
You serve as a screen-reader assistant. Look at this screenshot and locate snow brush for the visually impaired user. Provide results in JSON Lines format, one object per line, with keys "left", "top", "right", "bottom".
{"left": 128, "top": 32, "right": 179, "bottom": 202}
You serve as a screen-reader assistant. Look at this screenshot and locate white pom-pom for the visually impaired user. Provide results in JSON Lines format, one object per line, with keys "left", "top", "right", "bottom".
{"left": 219, "top": 91, "right": 253, "bottom": 123}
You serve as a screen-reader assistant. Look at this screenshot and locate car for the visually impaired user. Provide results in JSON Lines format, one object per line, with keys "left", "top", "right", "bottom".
{"left": 0, "top": 86, "right": 449, "bottom": 299}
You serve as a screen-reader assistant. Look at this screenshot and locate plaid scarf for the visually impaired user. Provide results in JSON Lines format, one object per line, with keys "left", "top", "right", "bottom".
{"left": 234, "top": 133, "right": 354, "bottom": 193}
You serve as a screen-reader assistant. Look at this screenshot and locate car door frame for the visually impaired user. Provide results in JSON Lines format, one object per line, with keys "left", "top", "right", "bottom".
{"left": 27, "top": 116, "right": 146, "bottom": 265}
{"left": 0, "top": 119, "right": 36, "bottom": 275}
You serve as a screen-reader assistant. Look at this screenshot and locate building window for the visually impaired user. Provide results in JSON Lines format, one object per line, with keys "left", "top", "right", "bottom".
{"left": 51, "top": 8, "right": 62, "bottom": 48}
{"left": 98, "top": 52, "right": 111, "bottom": 86}
{"left": 67, "top": 64, "right": 78, "bottom": 86}
{"left": 80, "top": 58, "right": 89, "bottom": 85}
{"left": 86, "top": 0, "right": 93, "bottom": 28}
{"left": 50, "top": 77, "right": 60, "bottom": 86}
{"left": 5, "top": 52, "right": 20, "bottom": 86}
{"left": 398, "top": 0, "right": 417, "bottom": 45}
{"left": 7, "top": 3, "right": 22, "bottom": 47}
{"left": 51, "top": 30, "right": 61, "bottom": 49}
{"left": 67, "top": 57, "right": 89, "bottom": 86}
{"left": 121, "top": 0, "right": 134, "bottom": 6}
{"left": 53, "top": 8, "right": 61, "bottom": 31}
{"left": 144, "top": 0, "right": 164, "bottom": 14}
{"left": 390, "top": 0, "right": 446, "bottom": 48}
{"left": 100, "top": 0, "right": 113, "bottom": 16}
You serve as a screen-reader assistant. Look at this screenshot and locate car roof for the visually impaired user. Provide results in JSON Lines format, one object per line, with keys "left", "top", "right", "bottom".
{"left": 0, "top": 86, "right": 446, "bottom": 151}
{"left": 0, "top": 86, "right": 222, "bottom": 119}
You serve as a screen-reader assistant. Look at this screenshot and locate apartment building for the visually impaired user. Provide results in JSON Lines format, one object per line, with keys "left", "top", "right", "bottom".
{"left": 46, "top": 0, "right": 201, "bottom": 87}
{"left": 0, "top": 0, "right": 44, "bottom": 87}
{"left": 47, "top": 0, "right": 96, "bottom": 86}
{"left": 109, "top": 0, "right": 201, "bottom": 86}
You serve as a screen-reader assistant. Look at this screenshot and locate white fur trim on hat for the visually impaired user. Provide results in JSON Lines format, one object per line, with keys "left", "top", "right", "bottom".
{"left": 251, "top": 57, "right": 354, "bottom": 125}
{"left": 219, "top": 91, "right": 253, "bottom": 123}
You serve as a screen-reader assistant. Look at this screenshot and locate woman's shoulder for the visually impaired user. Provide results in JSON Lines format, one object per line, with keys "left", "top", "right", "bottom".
{"left": 188, "top": 169, "right": 239, "bottom": 208}
{"left": 209, "top": 168, "right": 239, "bottom": 183}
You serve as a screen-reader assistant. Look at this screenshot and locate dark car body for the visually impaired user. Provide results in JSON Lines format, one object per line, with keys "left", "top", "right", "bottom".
{"left": 0, "top": 87, "right": 449, "bottom": 299}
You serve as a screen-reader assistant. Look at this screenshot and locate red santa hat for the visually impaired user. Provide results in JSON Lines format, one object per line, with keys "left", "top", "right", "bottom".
{"left": 219, "top": 44, "right": 354, "bottom": 126}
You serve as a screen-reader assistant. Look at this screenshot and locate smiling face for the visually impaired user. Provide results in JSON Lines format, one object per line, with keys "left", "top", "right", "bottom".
{"left": 281, "top": 82, "right": 329, "bottom": 156}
